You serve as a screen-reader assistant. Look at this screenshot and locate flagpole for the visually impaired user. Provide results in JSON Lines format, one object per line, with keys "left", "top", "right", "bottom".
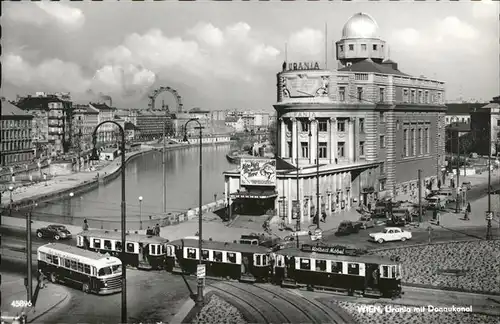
{"left": 325, "top": 23, "right": 328, "bottom": 69}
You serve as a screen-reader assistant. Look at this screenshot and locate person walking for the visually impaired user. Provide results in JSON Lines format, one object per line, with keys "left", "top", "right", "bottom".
{"left": 82, "top": 218, "right": 89, "bottom": 231}
{"left": 465, "top": 202, "right": 471, "bottom": 220}
{"left": 154, "top": 224, "right": 160, "bottom": 236}
{"left": 37, "top": 269, "right": 46, "bottom": 289}
{"left": 321, "top": 211, "right": 327, "bottom": 223}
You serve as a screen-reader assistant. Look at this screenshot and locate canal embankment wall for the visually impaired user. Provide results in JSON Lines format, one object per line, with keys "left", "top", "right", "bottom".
{"left": 2, "top": 140, "right": 231, "bottom": 230}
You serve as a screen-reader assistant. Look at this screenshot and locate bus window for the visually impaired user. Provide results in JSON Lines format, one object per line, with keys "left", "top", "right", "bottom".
{"left": 64, "top": 259, "right": 71, "bottom": 268}
{"left": 187, "top": 248, "right": 197, "bottom": 259}
{"left": 213, "top": 251, "right": 223, "bottom": 262}
{"left": 331, "top": 261, "right": 342, "bottom": 274}
{"left": 98, "top": 267, "right": 112, "bottom": 277}
{"left": 315, "top": 259, "right": 327, "bottom": 272}
{"left": 104, "top": 240, "right": 112, "bottom": 250}
{"left": 382, "top": 265, "right": 389, "bottom": 278}
{"left": 115, "top": 241, "right": 122, "bottom": 251}
{"left": 227, "top": 252, "right": 237, "bottom": 263}
{"left": 347, "top": 263, "right": 360, "bottom": 275}
{"left": 201, "top": 250, "right": 210, "bottom": 260}
{"left": 51, "top": 255, "right": 59, "bottom": 265}
{"left": 93, "top": 239, "right": 101, "bottom": 249}
{"left": 84, "top": 264, "right": 91, "bottom": 274}
{"left": 112, "top": 264, "right": 122, "bottom": 274}
{"left": 300, "top": 258, "right": 311, "bottom": 270}
{"left": 77, "top": 262, "right": 84, "bottom": 273}
{"left": 126, "top": 243, "right": 135, "bottom": 253}
{"left": 70, "top": 260, "right": 77, "bottom": 270}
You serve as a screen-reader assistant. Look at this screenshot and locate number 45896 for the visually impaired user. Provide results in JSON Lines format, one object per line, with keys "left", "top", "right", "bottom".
{"left": 11, "top": 300, "right": 32, "bottom": 308}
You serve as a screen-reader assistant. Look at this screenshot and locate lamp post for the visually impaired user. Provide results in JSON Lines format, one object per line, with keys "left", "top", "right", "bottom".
{"left": 182, "top": 118, "right": 205, "bottom": 307}
{"left": 162, "top": 118, "right": 168, "bottom": 214}
{"left": 90, "top": 121, "right": 128, "bottom": 323}
{"left": 315, "top": 119, "right": 320, "bottom": 230}
{"left": 486, "top": 118, "right": 493, "bottom": 240}
{"left": 295, "top": 125, "right": 300, "bottom": 248}
{"left": 138, "top": 196, "right": 143, "bottom": 230}
{"left": 8, "top": 185, "right": 14, "bottom": 215}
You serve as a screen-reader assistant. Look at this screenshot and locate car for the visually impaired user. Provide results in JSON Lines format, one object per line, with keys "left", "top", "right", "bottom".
{"left": 369, "top": 227, "right": 412, "bottom": 244}
{"left": 36, "top": 225, "right": 72, "bottom": 240}
{"left": 335, "top": 221, "right": 362, "bottom": 236}
{"left": 426, "top": 196, "right": 447, "bottom": 210}
{"left": 358, "top": 216, "right": 375, "bottom": 229}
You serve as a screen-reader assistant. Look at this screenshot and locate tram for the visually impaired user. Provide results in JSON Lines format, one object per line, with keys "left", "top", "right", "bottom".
{"left": 273, "top": 244, "right": 402, "bottom": 298}
{"left": 166, "top": 237, "right": 271, "bottom": 282}
{"left": 38, "top": 243, "right": 122, "bottom": 294}
{"left": 76, "top": 229, "right": 169, "bottom": 270}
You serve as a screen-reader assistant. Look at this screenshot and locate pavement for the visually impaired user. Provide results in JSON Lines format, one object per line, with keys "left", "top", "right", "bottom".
{"left": 0, "top": 149, "right": 151, "bottom": 207}
{"left": 1, "top": 273, "right": 70, "bottom": 323}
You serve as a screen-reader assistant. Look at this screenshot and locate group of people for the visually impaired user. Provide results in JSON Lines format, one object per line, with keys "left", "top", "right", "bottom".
{"left": 146, "top": 224, "right": 161, "bottom": 236}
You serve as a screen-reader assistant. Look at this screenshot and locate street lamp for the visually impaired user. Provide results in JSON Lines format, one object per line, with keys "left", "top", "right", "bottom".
{"left": 8, "top": 185, "right": 14, "bottom": 215}
{"left": 138, "top": 196, "right": 143, "bottom": 230}
{"left": 182, "top": 118, "right": 205, "bottom": 307}
{"left": 308, "top": 121, "right": 321, "bottom": 230}
{"left": 90, "top": 121, "right": 128, "bottom": 323}
{"left": 69, "top": 192, "right": 74, "bottom": 198}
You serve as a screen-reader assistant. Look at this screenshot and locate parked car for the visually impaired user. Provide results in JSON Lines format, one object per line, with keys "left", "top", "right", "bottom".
{"left": 369, "top": 227, "right": 412, "bottom": 244}
{"left": 336, "top": 221, "right": 362, "bottom": 236}
{"left": 426, "top": 196, "right": 447, "bottom": 210}
{"left": 36, "top": 225, "right": 72, "bottom": 240}
{"left": 358, "top": 216, "right": 375, "bottom": 229}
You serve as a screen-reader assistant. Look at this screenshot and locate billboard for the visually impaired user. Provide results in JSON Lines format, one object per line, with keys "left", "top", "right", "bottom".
{"left": 240, "top": 158, "right": 276, "bottom": 186}
{"left": 281, "top": 73, "right": 330, "bottom": 98}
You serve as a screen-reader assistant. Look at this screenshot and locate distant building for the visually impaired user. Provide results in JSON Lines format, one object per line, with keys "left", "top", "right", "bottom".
{"left": 72, "top": 104, "right": 99, "bottom": 151}
{"left": 134, "top": 109, "right": 173, "bottom": 140}
{"left": 225, "top": 116, "right": 245, "bottom": 132}
{"left": 241, "top": 113, "right": 255, "bottom": 130}
{"left": 445, "top": 103, "right": 487, "bottom": 125}
{"left": 254, "top": 112, "right": 271, "bottom": 128}
{"left": 211, "top": 110, "right": 230, "bottom": 121}
{"left": 1, "top": 99, "right": 34, "bottom": 166}
{"left": 89, "top": 102, "right": 117, "bottom": 146}
{"left": 16, "top": 93, "right": 73, "bottom": 155}
{"left": 470, "top": 96, "right": 500, "bottom": 155}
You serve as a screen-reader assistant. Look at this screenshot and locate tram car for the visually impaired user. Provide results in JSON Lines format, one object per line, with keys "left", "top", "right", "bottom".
{"left": 273, "top": 244, "right": 402, "bottom": 298}
{"left": 76, "top": 229, "right": 169, "bottom": 270}
{"left": 166, "top": 237, "right": 271, "bottom": 282}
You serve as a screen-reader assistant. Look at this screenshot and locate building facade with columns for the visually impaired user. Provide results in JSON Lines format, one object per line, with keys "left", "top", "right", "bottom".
{"left": 224, "top": 12, "right": 447, "bottom": 226}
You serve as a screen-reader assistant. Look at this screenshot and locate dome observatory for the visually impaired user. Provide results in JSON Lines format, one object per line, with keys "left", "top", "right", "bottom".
{"left": 336, "top": 13, "right": 387, "bottom": 65}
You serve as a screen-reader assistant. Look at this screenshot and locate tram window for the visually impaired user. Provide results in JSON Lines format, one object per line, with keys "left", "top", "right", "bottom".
{"left": 84, "top": 264, "right": 91, "bottom": 274}
{"left": 93, "top": 239, "right": 101, "bottom": 248}
{"left": 202, "top": 250, "right": 210, "bottom": 260}
{"left": 262, "top": 255, "right": 268, "bottom": 265}
{"left": 315, "top": 260, "right": 327, "bottom": 272}
{"left": 115, "top": 241, "right": 122, "bottom": 251}
{"left": 382, "top": 266, "right": 389, "bottom": 278}
{"left": 277, "top": 256, "right": 283, "bottom": 267}
{"left": 213, "top": 251, "right": 223, "bottom": 262}
{"left": 187, "top": 248, "right": 197, "bottom": 259}
{"left": 64, "top": 259, "right": 71, "bottom": 268}
{"left": 126, "top": 243, "right": 135, "bottom": 253}
{"left": 300, "top": 258, "right": 311, "bottom": 270}
{"left": 347, "top": 263, "right": 360, "bottom": 275}
{"left": 51, "top": 255, "right": 59, "bottom": 265}
{"left": 157, "top": 245, "right": 162, "bottom": 255}
{"left": 331, "top": 262, "right": 342, "bottom": 273}
{"left": 70, "top": 260, "right": 77, "bottom": 270}
{"left": 77, "top": 262, "right": 84, "bottom": 273}
{"left": 255, "top": 255, "right": 262, "bottom": 266}
{"left": 396, "top": 265, "right": 401, "bottom": 278}
{"left": 227, "top": 252, "right": 237, "bottom": 263}
{"left": 390, "top": 266, "right": 397, "bottom": 278}
{"left": 104, "top": 240, "right": 112, "bottom": 250}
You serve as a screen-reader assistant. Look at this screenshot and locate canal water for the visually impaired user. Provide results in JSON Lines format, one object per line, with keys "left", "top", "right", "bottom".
{"left": 33, "top": 144, "right": 234, "bottom": 224}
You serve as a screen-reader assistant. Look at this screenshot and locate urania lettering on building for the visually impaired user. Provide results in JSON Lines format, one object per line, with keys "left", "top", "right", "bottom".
{"left": 240, "top": 158, "right": 276, "bottom": 186}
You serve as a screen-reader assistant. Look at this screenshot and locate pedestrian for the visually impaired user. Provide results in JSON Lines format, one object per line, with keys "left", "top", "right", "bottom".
{"left": 146, "top": 226, "right": 152, "bottom": 235}
{"left": 154, "top": 224, "right": 160, "bottom": 236}
{"left": 321, "top": 211, "right": 327, "bottom": 222}
{"left": 465, "top": 202, "right": 471, "bottom": 220}
{"left": 82, "top": 218, "right": 89, "bottom": 231}
{"left": 367, "top": 202, "right": 372, "bottom": 212}
{"left": 437, "top": 179, "right": 442, "bottom": 190}
{"left": 37, "top": 269, "right": 46, "bottom": 289}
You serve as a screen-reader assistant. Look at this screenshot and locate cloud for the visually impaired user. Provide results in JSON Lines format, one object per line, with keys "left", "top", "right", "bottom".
{"left": 390, "top": 16, "right": 481, "bottom": 57}
{"left": 288, "top": 28, "right": 324, "bottom": 57}
{"left": 188, "top": 23, "right": 224, "bottom": 47}
{"left": 6, "top": 2, "right": 85, "bottom": 30}
{"left": 248, "top": 44, "right": 280, "bottom": 65}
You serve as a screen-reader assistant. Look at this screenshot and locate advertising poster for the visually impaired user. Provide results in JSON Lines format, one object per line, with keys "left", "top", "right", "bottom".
{"left": 240, "top": 158, "right": 277, "bottom": 186}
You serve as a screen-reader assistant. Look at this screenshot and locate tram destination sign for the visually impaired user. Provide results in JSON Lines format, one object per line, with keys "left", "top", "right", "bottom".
{"left": 301, "top": 244, "right": 347, "bottom": 255}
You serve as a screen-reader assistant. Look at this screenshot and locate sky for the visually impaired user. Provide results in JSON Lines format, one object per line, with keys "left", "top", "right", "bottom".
{"left": 2, "top": 1, "right": 498, "bottom": 111}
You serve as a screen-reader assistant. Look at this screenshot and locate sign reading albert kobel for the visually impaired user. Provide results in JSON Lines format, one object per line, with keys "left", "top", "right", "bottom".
{"left": 240, "top": 158, "right": 277, "bottom": 186}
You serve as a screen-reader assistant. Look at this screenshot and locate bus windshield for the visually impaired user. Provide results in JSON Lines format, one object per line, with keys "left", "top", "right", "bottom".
{"left": 98, "top": 264, "right": 122, "bottom": 277}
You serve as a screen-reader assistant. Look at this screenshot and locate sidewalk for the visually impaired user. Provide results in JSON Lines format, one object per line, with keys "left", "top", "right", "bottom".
{"left": 0, "top": 149, "right": 151, "bottom": 207}
{"left": 1, "top": 273, "right": 70, "bottom": 323}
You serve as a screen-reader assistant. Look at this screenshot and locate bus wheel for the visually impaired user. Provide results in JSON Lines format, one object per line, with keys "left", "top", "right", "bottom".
{"left": 49, "top": 273, "right": 57, "bottom": 283}
{"left": 82, "top": 282, "right": 90, "bottom": 293}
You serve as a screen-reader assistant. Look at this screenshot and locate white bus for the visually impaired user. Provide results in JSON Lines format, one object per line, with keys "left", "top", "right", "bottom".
{"left": 37, "top": 243, "right": 122, "bottom": 295}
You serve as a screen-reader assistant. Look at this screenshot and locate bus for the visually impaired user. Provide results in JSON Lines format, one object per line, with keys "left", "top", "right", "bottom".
{"left": 37, "top": 243, "right": 122, "bottom": 295}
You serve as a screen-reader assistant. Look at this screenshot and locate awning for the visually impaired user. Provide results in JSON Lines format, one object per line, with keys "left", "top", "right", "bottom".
{"left": 231, "top": 190, "right": 278, "bottom": 199}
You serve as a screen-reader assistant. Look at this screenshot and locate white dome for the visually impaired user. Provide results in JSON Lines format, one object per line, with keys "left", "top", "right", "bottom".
{"left": 341, "top": 12, "right": 380, "bottom": 39}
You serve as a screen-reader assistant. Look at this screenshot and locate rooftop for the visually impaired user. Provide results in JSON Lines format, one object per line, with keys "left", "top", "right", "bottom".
{"left": 446, "top": 103, "right": 488, "bottom": 115}
{"left": 90, "top": 102, "right": 116, "bottom": 111}
{"left": 16, "top": 96, "right": 64, "bottom": 111}
{"left": 1, "top": 99, "right": 32, "bottom": 117}
{"left": 338, "top": 59, "right": 410, "bottom": 77}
